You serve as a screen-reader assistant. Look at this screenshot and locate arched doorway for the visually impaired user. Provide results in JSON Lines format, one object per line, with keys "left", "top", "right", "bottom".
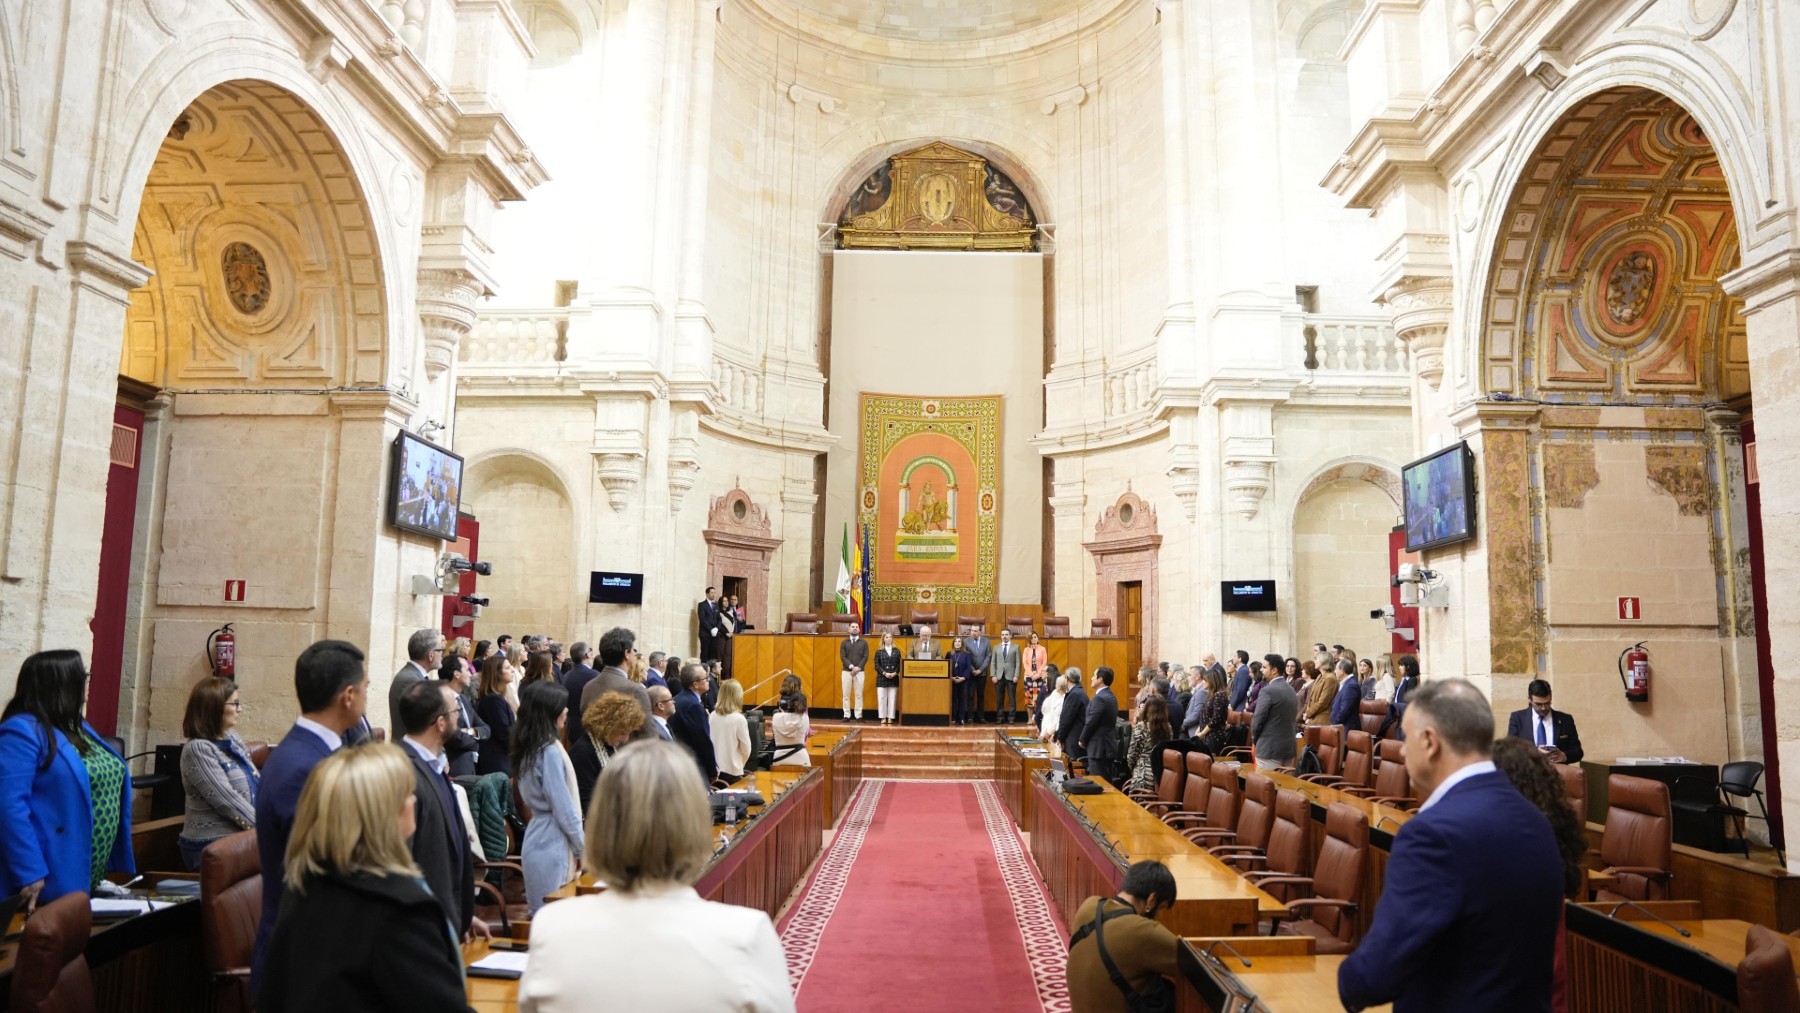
{"left": 1291, "top": 463, "right": 1401, "bottom": 662}
{"left": 462, "top": 453, "right": 579, "bottom": 639}
{"left": 1474, "top": 87, "right": 1768, "bottom": 840}
{"left": 98, "top": 80, "right": 390, "bottom": 746}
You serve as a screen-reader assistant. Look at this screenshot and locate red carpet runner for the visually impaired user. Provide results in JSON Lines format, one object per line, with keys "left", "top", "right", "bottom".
{"left": 779, "top": 780, "right": 1069, "bottom": 1012}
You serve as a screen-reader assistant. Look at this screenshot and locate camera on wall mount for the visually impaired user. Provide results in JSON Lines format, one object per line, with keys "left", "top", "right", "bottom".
{"left": 452, "top": 594, "right": 489, "bottom": 629}
{"left": 412, "top": 552, "right": 494, "bottom": 596}
{"left": 1392, "top": 563, "right": 1449, "bottom": 609}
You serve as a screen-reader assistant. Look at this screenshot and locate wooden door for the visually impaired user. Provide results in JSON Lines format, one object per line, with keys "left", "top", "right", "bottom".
{"left": 1117, "top": 581, "right": 1143, "bottom": 693}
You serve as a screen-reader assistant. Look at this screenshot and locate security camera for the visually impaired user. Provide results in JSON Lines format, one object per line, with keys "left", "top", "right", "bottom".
{"left": 1368, "top": 608, "right": 1385, "bottom": 620}
{"left": 412, "top": 553, "right": 492, "bottom": 596}
{"left": 460, "top": 595, "right": 490, "bottom": 608}
{"left": 447, "top": 558, "right": 494, "bottom": 576}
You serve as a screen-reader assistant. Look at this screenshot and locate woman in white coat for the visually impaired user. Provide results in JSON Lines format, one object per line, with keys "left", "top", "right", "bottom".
{"left": 1038, "top": 674, "right": 1069, "bottom": 746}
{"left": 519, "top": 741, "right": 795, "bottom": 1013}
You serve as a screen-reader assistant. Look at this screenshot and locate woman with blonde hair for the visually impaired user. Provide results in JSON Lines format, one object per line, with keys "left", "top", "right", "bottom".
{"left": 708, "top": 679, "right": 752, "bottom": 779}
{"left": 519, "top": 741, "right": 795, "bottom": 1012}
{"left": 259, "top": 744, "right": 472, "bottom": 1013}
{"left": 626, "top": 652, "right": 649, "bottom": 685}
{"left": 570, "top": 692, "right": 645, "bottom": 810}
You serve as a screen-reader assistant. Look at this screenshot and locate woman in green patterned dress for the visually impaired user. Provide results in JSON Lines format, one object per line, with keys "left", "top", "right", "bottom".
{"left": 0, "top": 650, "right": 135, "bottom": 911}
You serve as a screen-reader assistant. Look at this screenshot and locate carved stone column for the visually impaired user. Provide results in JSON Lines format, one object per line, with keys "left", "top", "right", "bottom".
{"left": 590, "top": 393, "right": 651, "bottom": 512}
{"left": 667, "top": 406, "right": 702, "bottom": 514}
{"left": 418, "top": 268, "right": 483, "bottom": 380}
{"left": 1220, "top": 401, "right": 1277, "bottom": 521}
{"left": 1381, "top": 276, "right": 1454, "bottom": 390}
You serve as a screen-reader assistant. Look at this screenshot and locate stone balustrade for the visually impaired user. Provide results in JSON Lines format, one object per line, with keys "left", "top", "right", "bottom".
{"left": 1301, "top": 316, "right": 1409, "bottom": 381}
{"left": 1104, "top": 358, "right": 1156, "bottom": 419}
{"left": 714, "top": 354, "right": 765, "bottom": 415}
{"left": 462, "top": 309, "right": 568, "bottom": 367}
{"left": 377, "top": 0, "right": 427, "bottom": 48}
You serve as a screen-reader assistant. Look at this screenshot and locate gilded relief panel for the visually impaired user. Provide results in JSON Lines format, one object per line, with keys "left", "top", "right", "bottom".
{"left": 1484, "top": 429, "right": 1535, "bottom": 674}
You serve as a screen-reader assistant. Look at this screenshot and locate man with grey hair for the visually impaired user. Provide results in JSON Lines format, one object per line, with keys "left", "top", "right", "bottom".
{"left": 389, "top": 627, "right": 444, "bottom": 736}
{"left": 1338, "top": 678, "right": 1563, "bottom": 1012}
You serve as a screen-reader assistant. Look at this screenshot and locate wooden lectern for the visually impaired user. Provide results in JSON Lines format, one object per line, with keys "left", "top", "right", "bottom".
{"left": 900, "top": 659, "right": 951, "bottom": 725}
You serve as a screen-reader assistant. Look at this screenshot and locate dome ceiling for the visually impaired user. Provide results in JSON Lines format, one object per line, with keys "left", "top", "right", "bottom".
{"left": 781, "top": 0, "right": 1090, "bottom": 42}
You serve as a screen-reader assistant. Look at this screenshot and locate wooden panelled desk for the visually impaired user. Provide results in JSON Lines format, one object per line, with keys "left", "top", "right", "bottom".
{"left": 899, "top": 658, "right": 951, "bottom": 722}
{"left": 1562, "top": 903, "right": 1791, "bottom": 1012}
{"left": 1030, "top": 771, "right": 1285, "bottom": 938}
{"left": 470, "top": 768, "right": 824, "bottom": 1010}
{"left": 804, "top": 728, "right": 863, "bottom": 829}
{"left": 0, "top": 890, "right": 206, "bottom": 1011}
{"left": 732, "top": 632, "right": 1139, "bottom": 715}
{"left": 1175, "top": 940, "right": 1392, "bottom": 1013}
{"left": 1580, "top": 818, "right": 1800, "bottom": 930}
{"left": 992, "top": 731, "right": 1056, "bottom": 829}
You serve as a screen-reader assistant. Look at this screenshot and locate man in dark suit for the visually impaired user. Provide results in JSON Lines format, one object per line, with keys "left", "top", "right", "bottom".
{"left": 1057, "top": 668, "right": 1089, "bottom": 761}
{"left": 668, "top": 663, "right": 719, "bottom": 783}
{"left": 1228, "top": 650, "right": 1252, "bottom": 711}
{"left": 253, "top": 640, "right": 369, "bottom": 992}
{"left": 388, "top": 627, "right": 442, "bottom": 737}
{"left": 1079, "top": 667, "right": 1123, "bottom": 783}
{"left": 1338, "top": 679, "right": 1564, "bottom": 1012}
{"left": 397, "top": 681, "right": 482, "bottom": 939}
{"left": 965, "top": 630, "right": 992, "bottom": 723}
{"left": 578, "top": 626, "right": 656, "bottom": 740}
{"left": 439, "top": 654, "right": 487, "bottom": 778}
{"left": 697, "top": 586, "right": 724, "bottom": 663}
{"left": 1504, "top": 678, "right": 1584, "bottom": 764}
{"left": 562, "top": 641, "right": 600, "bottom": 701}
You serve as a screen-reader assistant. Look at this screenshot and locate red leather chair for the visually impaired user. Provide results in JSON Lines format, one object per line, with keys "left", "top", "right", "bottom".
{"left": 1209, "top": 771, "right": 1278, "bottom": 868}
{"left": 1133, "top": 746, "right": 1188, "bottom": 810}
{"left": 1090, "top": 617, "right": 1113, "bottom": 637}
{"left": 10, "top": 890, "right": 95, "bottom": 1012}
{"left": 1737, "top": 923, "right": 1800, "bottom": 1013}
{"left": 1245, "top": 790, "right": 1313, "bottom": 902}
{"left": 909, "top": 609, "right": 940, "bottom": 628}
{"left": 1368, "top": 739, "right": 1417, "bottom": 809}
{"left": 1597, "top": 774, "right": 1673, "bottom": 902}
{"left": 1337, "top": 731, "right": 1378, "bottom": 798}
{"left": 1300, "top": 725, "right": 1346, "bottom": 784}
{"left": 1005, "top": 616, "right": 1035, "bottom": 638}
{"left": 828, "top": 615, "right": 858, "bottom": 635}
{"left": 784, "top": 612, "right": 821, "bottom": 634}
{"left": 1160, "top": 752, "right": 1213, "bottom": 832}
{"left": 956, "top": 615, "right": 985, "bottom": 636}
{"left": 1176, "top": 763, "right": 1243, "bottom": 845}
{"left": 871, "top": 614, "right": 903, "bottom": 635}
{"left": 1556, "top": 763, "right": 1588, "bottom": 825}
{"left": 200, "top": 830, "right": 261, "bottom": 1013}
{"left": 245, "top": 740, "right": 271, "bottom": 770}
{"left": 1358, "top": 699, "right": 1388, "bottom": 739}
{"left": 1264, "top": 802, "right": 1370, "bottom": 954}
{"left": 1042, "top": 616, "right": 1071, "bottom": 638}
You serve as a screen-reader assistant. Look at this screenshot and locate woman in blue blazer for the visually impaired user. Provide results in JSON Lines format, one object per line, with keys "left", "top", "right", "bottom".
{"left": 0, "top": 650, "right": 135, "bottom": 910}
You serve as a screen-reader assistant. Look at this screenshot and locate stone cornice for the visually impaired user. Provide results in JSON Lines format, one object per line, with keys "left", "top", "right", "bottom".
{"left": 1032, "top": 416, "right": 1169, "bottom": 455}
{"left": 697, "top": 413, "right": 837, "bottom": 454}
{"left": 65, "top": 241, "right": 153, "bottom": 301}
{"left": 731, "top": 0, "right": 1141, "bottom": 68}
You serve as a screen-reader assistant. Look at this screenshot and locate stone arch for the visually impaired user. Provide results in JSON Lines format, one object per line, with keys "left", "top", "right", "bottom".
{"left": 1460, "top": 42, "right": 1773, "bottom": 389}
{"left": 95, "top": 29, "right": 401, "bottom": 370}
{"left": 1475, "top": 87, "right": 1744, "bottom": 401}
{"left": 1289, "top": 463, "right": 1400, "bottom": 660}
{"left": 463, "top": 451, "right": 581, "bottom": 636}
{"left": 0, "top": 5, "right": 21, "bottom": 162}
{"left": 122, "top": 80, "right": 389, "bottom": 387}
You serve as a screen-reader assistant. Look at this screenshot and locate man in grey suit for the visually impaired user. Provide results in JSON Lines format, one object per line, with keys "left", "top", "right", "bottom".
{"left": 1249, "top": 655, "right": 1299, "bottom": 770}
{"left": 389, "top": 627, "right": 443, "bottom": 737}
{"left": 578, "top": 626, "right": 656, "bottom": 740}
{"left": 965, "top": 629, "right": 993, "bottom": 723}
{"left": 991, "top": 629, "right": 1022, "bottom": 724}
{"left": 909, "top": 625, "right": 942, "bottom": 660}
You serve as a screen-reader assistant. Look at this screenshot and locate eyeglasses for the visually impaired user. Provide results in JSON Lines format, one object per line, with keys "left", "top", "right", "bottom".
{"left": 227, "top": 700, "right": 248, "bottom": 712}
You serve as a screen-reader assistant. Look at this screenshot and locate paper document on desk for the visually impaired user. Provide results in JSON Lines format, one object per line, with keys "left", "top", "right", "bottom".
{"left": 90, "top": 898, "right": 172, "bottom": 918}
{"left": 467, "top": 950, "right": 530, "bottom": 979}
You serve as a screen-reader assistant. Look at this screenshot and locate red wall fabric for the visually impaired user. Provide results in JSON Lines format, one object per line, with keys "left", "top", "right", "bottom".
{"left": 88, "top": 403, "right": 145, "bottom": 736}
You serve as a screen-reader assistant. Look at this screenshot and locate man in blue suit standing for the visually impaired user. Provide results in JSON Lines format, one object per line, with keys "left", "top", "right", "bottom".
{"left": 1227, "top": 650, "right": 1252, "bottom": 711}
{"left": 668, "top": 663, "right": 719, "bottom": 784}
{"left": 252, "top": 639, "right": 370, "bottom": 993}
{"left": 1338, "top": 679, "right": 1564, "bottom": 1012}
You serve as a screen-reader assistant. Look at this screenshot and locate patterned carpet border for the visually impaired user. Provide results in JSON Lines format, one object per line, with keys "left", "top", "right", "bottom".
{"left": 972, "top": 780, "right": 1071, "bottom": 1013}
{"left": 779, "top": 779, "right": 886, "bottom": 993}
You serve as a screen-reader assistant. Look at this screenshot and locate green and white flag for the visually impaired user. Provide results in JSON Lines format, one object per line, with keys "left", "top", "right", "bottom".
{"left": 835, "top": 523, "right": 854, "bottom": 612}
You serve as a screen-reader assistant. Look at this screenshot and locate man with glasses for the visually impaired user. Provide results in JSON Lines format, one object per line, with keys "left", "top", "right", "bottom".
{"left": 397, "top": 680, "right": 487, "bottom": 941}
{"left": 388, "top": 628, "right": 444, "bottom": 737}
{"left": 1504, "top": 678, "right": 1584, "bottom": 764}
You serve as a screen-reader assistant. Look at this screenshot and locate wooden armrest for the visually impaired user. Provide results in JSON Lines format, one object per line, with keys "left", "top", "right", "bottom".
{"left": 1337, "top": 786, "right": 1377, "bottom": 798}
{"left": 1298, "top": 774, "right": 1343, "bottom": 785}
{"left": 1207, "top": 844, "right": 1261, "bottom": 855}
{"left": 1141, "top": 801, "right": 1181, "bottom": 813}
{"left": 1601, "top": 866, "right": 1672, "bottom": 880}
{"left": 1162, "top": 812, "right": 1209, "bottom": 826}
{"left": 1368, "top": 796, "right": 1417, "bottom": 810}
{"left": 476, "top": 860, "right": 525, "bottom": 874}
{"left": 1180, "top": 828, "right": 1237, "bottom": 843}
{"left": 1245, "top": 873, "right": 1312, "bottom": 888}
{"left": 1284, "top": 897, "right": 1359, "bottom": 914}
{"left": 1225, "top": 854, "right": 1270, "bottom": 867}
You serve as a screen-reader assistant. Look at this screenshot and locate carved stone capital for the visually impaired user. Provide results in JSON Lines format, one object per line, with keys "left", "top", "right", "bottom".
{"left": 1381, "top": 276, "right": 1454, "bottom": 390}
{"left": 595, "top": 452, "right": 643, "bottom": 512}
{"left": 418, "top": 268, "right": 483, "bottom": 380}
{"left": 1222, "top": 457, "right": 1274, "bottom": 520}
{"left": 667, "top": 435, "right": 700, "bottom": 514}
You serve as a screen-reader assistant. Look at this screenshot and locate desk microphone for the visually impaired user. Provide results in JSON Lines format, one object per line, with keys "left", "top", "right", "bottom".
{"left": 1201, "top": 939, "right": 1253, "bottom": 968}
{"left": 1606, "top": 899, "right": 1692, "bottom": 938}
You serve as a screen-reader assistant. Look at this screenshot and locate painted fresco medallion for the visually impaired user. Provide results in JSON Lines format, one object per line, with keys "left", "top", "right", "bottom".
{"left": 1587, "top": 240, "right": 1667, "bottom": 345}
{"left": 1606, "top": 251, "right": 1657, "bottom": 326}
{"left": 221, "top": 242, "right": 272, "bottom": 315}
{"left": 916, "top": 174, "right": 957, "bottom": 224}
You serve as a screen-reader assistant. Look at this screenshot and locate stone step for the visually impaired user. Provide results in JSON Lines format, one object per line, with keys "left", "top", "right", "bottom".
{"left": 865, "top": 762, "right": 994, "bottom": 780}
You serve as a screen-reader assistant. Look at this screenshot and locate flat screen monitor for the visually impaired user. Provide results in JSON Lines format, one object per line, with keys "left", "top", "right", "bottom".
{"left": 1221, "top": 580, "right": 1277, "bottom": 613}
{"left": 388, "top": 431, "right": 463, "bottom": 542}
{"left": 1402, "top": 441, "right": 1477, "bottom": 553}
{"left": 589, "top": 571, "right": 645, "bottom": 605}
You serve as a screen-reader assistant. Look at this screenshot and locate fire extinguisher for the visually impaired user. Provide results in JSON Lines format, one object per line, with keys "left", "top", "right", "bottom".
{"left": 1617, "top": 642, "right": 1649, "bottom": 703}
{"left": 207, "top": 623, "right": 236, "bottom": 679}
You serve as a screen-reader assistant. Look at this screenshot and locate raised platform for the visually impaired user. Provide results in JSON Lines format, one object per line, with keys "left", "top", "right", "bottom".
{"left": 814, "top": 721, "right": 1017, "bottom": 780}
